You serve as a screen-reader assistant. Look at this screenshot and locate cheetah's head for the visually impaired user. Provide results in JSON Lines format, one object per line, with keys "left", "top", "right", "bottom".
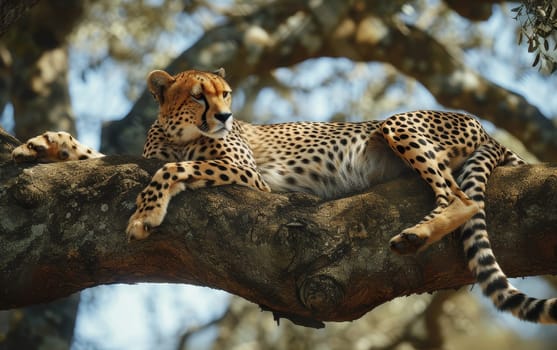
{"left": 147, "top": 68, "right": 233, "bottom": 144}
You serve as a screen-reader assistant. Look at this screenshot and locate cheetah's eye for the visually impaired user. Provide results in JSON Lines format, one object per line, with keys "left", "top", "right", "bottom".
{"left": 27, "top": 143, "right": 34, "bottom": 150}
{"left": 191, "top": 93, "right": 204, "bottom": 101}
{"left": 222, "top": 91, "right": 231, "bottom": 99}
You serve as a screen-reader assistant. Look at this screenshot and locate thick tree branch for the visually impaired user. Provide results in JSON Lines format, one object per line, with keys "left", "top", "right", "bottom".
{"left": 1, "top": 155, "right": 556, "bottom": 326}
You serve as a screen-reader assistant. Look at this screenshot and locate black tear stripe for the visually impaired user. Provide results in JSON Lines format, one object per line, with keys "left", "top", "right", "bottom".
{"left": 200, "top": 94, "right": 209, "bottom": 128}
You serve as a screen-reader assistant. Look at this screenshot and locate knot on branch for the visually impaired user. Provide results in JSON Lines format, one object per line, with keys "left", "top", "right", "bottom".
{"left": 298, "top": 274, "right": 344, "bottom": 313}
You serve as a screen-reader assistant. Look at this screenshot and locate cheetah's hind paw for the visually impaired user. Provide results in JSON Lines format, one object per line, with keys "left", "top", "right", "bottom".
{"left": 389, "top": 230, "right": 428, "bottom": 255}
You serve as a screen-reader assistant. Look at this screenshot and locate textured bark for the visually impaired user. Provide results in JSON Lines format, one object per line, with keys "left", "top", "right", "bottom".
{"left": 1, "top": 140, "right": 556, "bottom": 326}
{"left": 0, "top": 0, "right": 40, "bottom": 37}
{"left": 444, "top": 0, "right": 504, "bottom": 21}
{"left": 101, "top": 0, "right": 557, "bottom": 162}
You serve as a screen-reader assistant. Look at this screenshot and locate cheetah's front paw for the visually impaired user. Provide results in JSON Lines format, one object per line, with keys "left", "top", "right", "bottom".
{"left": 125, "top": 207, "right": 165, "bottom": 241}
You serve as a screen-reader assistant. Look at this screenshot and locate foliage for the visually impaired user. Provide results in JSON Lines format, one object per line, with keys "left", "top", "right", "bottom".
{"left": 513, "top": 0, "right": 557, "bottom": 73}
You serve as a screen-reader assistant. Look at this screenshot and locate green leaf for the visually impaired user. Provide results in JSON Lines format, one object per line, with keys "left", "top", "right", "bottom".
{"left": 528, "top": 39, "right": 537, "bottom": 52}
{"left": 532, "top": 52, "right": 541, "bottom": 67}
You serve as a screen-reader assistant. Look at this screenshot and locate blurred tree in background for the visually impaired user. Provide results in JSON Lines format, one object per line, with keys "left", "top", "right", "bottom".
{"left": 1, "top": 0, "right": 557, "bottom": 349}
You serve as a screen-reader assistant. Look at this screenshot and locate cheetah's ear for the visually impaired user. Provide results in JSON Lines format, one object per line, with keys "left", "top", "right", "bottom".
{"left": 213, "top": 67, "right": 225, "bottom": 78}
{"left": 147, "top": 70, "right": 175, "bottom": 105}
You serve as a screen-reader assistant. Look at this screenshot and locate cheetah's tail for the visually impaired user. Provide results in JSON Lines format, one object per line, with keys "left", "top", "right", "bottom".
{"left": 458, "top": 144, "right": 557, "bottom": 323}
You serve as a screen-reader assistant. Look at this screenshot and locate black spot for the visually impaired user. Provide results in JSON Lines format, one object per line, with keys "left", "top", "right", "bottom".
{"left": 549, "top": 301, "right": 557, "bottom": 320}
{"left": 163, "top": 172, "right": 171, "bottom": 180}
{"left": 483, "top": 276, "right": 508, "bottom": 296}
{"left": 461, "top": 180, "right": 475, "bottom": 192}
{"left": 476, "top": 267, "right": 499, "bottom": 283}
{"left": 465, "top": 240, "right": 491, "bottom": 261}
{"left": 206, "top": 169, "right": 214, "bottom": 175}
{"left": 310, "top": 172, "right": 320, "bottom": 182}
{"left": 498, "top": 293, "right": 526, "bottom": 311}
{"left": 220, "top": 174, "right": 230, "bottom": 181}
{"left": 524, "top": 300, "right": 546, "bottom": 322}
{"left": 477, "top": 254, "right": 495, "bottom": 266}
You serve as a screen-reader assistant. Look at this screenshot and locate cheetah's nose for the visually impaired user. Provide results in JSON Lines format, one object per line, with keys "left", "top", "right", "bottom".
{"left": 214, "top": 112, "right": 232, "bottom": 123}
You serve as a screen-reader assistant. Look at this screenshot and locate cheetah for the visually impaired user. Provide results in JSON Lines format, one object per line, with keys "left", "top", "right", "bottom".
{"left": 12, "top": 68, "right": 557, "bottom": 324}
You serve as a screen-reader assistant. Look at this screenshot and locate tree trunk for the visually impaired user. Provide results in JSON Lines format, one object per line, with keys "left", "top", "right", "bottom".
{"left": 1, "top": 132, "right": 556, "bottom": 327}
{"left": 0, "top": 294, "right": 79, "bottom": 350}
{"left": 0, "top": 0, "right": 84, "bottom": 140}
{"left": 0, "top": 0, "right": 40, "bottom": 37}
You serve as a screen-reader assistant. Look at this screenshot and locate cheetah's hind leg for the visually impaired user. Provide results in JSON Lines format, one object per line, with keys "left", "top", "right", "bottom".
{"left": 389, "top": 196, "right": 479, "bottom": 255}
{"left": 380, "top": 116, "right": 480, "bottom": 255}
